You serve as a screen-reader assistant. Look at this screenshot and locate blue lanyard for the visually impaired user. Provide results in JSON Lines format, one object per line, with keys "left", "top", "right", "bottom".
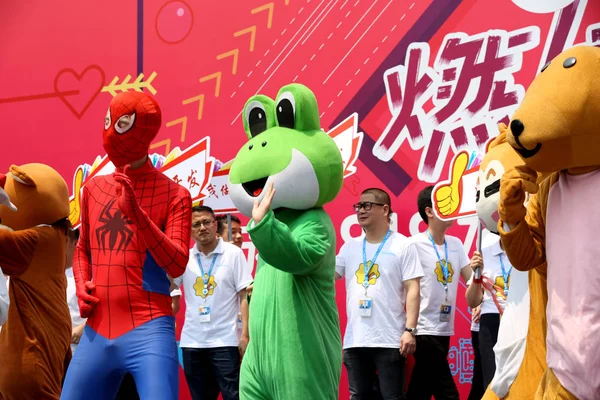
{"left": 196, "top": 252, "right": 218, "bottom": 295}
{"left": 362, "top": 229, "right": 391, "bottom": 290}
{"left": 498, "top": 253, "right": 512, "bottom": 298}
{"left": 426, "top": 231, "right": 449, "bottom": 293}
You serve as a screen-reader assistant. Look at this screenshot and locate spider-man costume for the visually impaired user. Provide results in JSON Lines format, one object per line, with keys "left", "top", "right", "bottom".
{"left": 61, "top": 92, "right": 192, "bottom": 400}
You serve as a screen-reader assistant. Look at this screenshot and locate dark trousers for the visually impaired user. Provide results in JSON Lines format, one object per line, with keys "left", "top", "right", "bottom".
{"left": 182, "top": 347, "right": 240, "bottom": 400}
{"left": 468, "top": 330, "right": 485, "bottom": 400}
{"left": 479, "top": 313, "right": 500, "bottom": 390}
{"left": 407, "top": 335, "right": 459, "bottom": 400}
{"left": 343, "top": 347, "right": 406, "bottom": 400}
{"left": 114, "top": 373, "right": 140, "bottom": 400}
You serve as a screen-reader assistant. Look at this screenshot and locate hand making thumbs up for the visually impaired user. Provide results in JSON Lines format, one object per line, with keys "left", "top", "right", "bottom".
{"left": 435, "top": 152, "right": 469, "bottom": 216}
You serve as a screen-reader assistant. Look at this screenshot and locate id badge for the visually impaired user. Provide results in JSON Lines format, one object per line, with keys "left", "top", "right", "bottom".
{"left": 358, "top": 297, "right": 373, "bottom": 317}
{"left": 237, "top": 312, "right": 243, "bottom": 329}
{"left": 199, "top": 305, "right": 211, "bottom": 323}
{"left": 439, "top": 303, "right": 452, "bottom": 322}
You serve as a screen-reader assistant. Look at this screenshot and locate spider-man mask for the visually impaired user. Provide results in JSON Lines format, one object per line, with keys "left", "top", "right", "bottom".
{"left": 103, "top": 92, "right": 162, "bottom": 168}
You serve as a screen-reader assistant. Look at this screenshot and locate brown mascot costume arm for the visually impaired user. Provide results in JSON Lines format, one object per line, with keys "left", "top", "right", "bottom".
{"left": 0, "top": 229, "right": 40, "bottom": 276}
{"left": 497, "top": 168, "right": 554, "bottom": 273}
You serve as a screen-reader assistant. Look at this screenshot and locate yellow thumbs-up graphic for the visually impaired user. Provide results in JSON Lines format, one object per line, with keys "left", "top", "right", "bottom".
{"left": 434, "top": 152, "right": 469, "bottom": 216}
{"left": 68, "top": 167, "right": 84, "bottom": 226}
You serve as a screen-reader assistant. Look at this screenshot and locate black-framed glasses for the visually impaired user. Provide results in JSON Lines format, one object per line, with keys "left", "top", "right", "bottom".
{"left": 353, "top": 202, "right": 386, "bottom": 212}
{"left": 192, "top": 219, "right": 215, "bottom": 229}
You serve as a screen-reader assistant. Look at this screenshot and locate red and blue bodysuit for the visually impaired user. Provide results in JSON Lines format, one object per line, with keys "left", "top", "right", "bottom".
{"left": 61, "top": 92, "right": 192, "bottom": 400}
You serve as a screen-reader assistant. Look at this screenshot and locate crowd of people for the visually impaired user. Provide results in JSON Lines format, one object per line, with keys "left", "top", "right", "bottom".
{"left": 0, "top": 184, "right": 509, "bottom": 400}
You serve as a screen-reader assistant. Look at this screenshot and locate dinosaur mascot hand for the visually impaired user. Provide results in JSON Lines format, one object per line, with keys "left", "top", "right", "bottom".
{"left": 498, "top": 165, "right": 538, "bottom": 226}
{"left": 77, "top": 281, "right": 99, "bottom": 318}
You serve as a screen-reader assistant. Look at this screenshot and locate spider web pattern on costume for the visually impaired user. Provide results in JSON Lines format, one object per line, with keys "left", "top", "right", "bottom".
{"left": 74, "top": 163, "right": 191, "bottom": 339}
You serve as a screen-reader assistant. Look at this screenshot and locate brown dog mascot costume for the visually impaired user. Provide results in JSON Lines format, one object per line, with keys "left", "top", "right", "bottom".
{"left": 0, "top": 164, "right": 72, "bottom": 400}
{"left": 478, "top": 126, "right": 547, "bottom": 400}
{"left": 498, "top": 45, "right": 600, "bottom": 400}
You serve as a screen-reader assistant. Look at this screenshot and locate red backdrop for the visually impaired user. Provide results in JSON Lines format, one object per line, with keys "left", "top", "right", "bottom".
{"left": 1, "top": 0, "right": 598, "bottom": 398}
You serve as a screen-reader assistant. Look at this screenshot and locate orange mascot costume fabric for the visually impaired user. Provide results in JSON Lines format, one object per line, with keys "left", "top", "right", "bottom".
{"left": 498, "top": 45, "right": 600, "bottom": 400}
{"left": 0, "top": 164, "right": 72, "bottom": 400}
{"left": 477, "top": 125, "right": 547, "bottom": 400}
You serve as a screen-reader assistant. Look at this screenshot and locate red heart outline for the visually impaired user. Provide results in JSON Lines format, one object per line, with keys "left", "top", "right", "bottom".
{"left": 54, "top": 65, "right": 106, "bottom": 119}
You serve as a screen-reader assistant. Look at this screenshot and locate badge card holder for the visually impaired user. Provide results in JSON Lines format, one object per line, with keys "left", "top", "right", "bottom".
{"left": 358, "top": 297, "right": 373, "bottom": 317}
{"left": 199, "top": 305, "right": 211, "bottom": 323}
{"left": 237, "top": 312, "right": 243, "bottom": 329}
{"left": 439, "top": 303, "right": 452, "bottom": 322}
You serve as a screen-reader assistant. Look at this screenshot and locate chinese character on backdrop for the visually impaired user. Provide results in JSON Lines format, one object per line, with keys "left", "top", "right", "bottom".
{"left": 374, "top": 27, "right": 540, "bottom": 182}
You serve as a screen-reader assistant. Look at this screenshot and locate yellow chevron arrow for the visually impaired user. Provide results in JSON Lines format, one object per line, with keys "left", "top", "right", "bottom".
{"left": 234, "top": 26, "right": 257, "bottom": 52}
{"left": 252, "top": 2, "right": 274, "bottom": 29}
{"left": 217, "top": 49, "right": 239, "bottom": 75}
{"left": 182, "top": 94, "right": 205, "bottom": 120}
{"left": 199, "top": 72, "right": 222, "bottom": 97}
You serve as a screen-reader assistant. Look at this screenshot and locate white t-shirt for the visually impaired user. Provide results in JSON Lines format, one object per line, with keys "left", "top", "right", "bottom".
{"left": 0, "top": 269, "right": 8, "bottom": 328}
{"left": 481, "top": 236, "right": 510, "bottom": 314}
{"left": 175, "top": 239, "right": 253, "bottom": 349}
{"left": 467, "top": 235, "right": 509, "bottom": 316}
{"left": 410, "top": 232, "right": 470, "bottom": 336}
{"left": 66, "top": 267, "right": 86, "bottom": 354}
{"left": 336, "top": 231, "right": 424, "bottom": 349}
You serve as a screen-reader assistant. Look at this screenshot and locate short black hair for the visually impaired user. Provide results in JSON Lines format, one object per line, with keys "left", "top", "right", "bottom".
{"left": 192, "top": 205, "right": 215, "bottom": 220}
{"left": 417, "top": 185, "right": 434, "bottom": 225}
{"left": 361, "top": 187, "right": 393, "bottom": 221}
{"left": 216, "top": 214, "right": 241, "bottom": 236}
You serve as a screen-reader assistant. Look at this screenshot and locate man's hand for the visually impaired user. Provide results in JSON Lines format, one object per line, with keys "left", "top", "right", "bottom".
{"left": 251, "top": 182, "right": 275, "bottom": 225}
{"left": 472, "top": 305, "right": 481, "bottom": 324}
{"left": 499, "top": 166, "right": 538, "bottom": 228}
{"left": 113, "top": 166, "right": 141, "bottom": 220}
{"left": 470, "top": 251, "right": 483, "bottom": 273}
{"left": 400, "top": 331, "right": 416, "bottom": 356}
{"left": 239, "top": 335, "right": 249, "bottom": 359}
{"left": 71, "top": 323, "right": 85, "bottom": 344}
{"left": 77, "top": 281, "right": 99, "bottom": 318}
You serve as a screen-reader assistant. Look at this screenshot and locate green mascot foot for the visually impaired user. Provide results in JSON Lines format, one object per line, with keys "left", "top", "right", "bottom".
{"left": 229, "top": 83, "right": 343, "bottom": 399}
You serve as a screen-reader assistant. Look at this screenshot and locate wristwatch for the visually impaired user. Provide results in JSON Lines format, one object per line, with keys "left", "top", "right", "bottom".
{"left": 405, "top": 327, "right": 417, "bottom": 335}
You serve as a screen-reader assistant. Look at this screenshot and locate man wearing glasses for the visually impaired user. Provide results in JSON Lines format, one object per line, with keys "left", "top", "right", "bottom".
{"left": 172, "top": 206, "right": 253, "bottom": 400}
{"left": 335, "top": 188, "right": 423, "bottom": 400}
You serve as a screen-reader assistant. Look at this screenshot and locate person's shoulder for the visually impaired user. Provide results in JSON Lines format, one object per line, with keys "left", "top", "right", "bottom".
{"left": 406, "top": 232, "right": 426, "bottom": 245}
{"left": 446, "top": 235, "right": 465, "bottom": 249}
{"left": 221, "top": 241, "right": 244, "bottom": 256}
{"left": 388, "top": 231, "right": 413, "bottom": 248}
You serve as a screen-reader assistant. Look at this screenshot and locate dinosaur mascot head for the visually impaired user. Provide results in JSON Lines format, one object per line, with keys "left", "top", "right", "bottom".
{"left": 506, "top": 45, "right": 600, "bottom": 172}
{"left": 0, "top": 164, "right": 70, "bottom": 231}
{"left": 228, "top": 83, "right": 344, "bottom": 217}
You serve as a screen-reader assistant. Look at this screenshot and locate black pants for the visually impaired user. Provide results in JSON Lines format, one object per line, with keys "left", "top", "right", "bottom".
{"left": 468, "top": 331, "right": 485, "bottom": 400}
{"left": 343, "top": 347, "right": 406, "bottom": 400}
{"left": 479, "top": 313, "right": 500, "bottom": 390}
{"left": 182, "top": 347, "right": 240, "bottom": 400}
{"left": 113, "top": 373, "right": 140, "bottom": 400}
{"left": 407, "top": 335, "right": 459, "bottom": 400}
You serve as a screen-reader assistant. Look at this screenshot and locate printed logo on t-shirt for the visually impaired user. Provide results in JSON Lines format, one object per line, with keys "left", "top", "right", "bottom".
{"left": 493, "top": 275, "right": 509, "bottom": 300}
{"left": 194, "top": 274, "right": 217, "bottom": 299}
{"left": 434, "top": 260, "right": 454, "bottom": 284}
{"left": 355, "top": 261, "right": 380, "bottom": 286}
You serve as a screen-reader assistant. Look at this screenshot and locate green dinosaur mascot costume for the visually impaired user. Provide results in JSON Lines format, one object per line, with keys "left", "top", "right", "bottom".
{"left": 228, "top": 83, "right": 344, "bottom": 399}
